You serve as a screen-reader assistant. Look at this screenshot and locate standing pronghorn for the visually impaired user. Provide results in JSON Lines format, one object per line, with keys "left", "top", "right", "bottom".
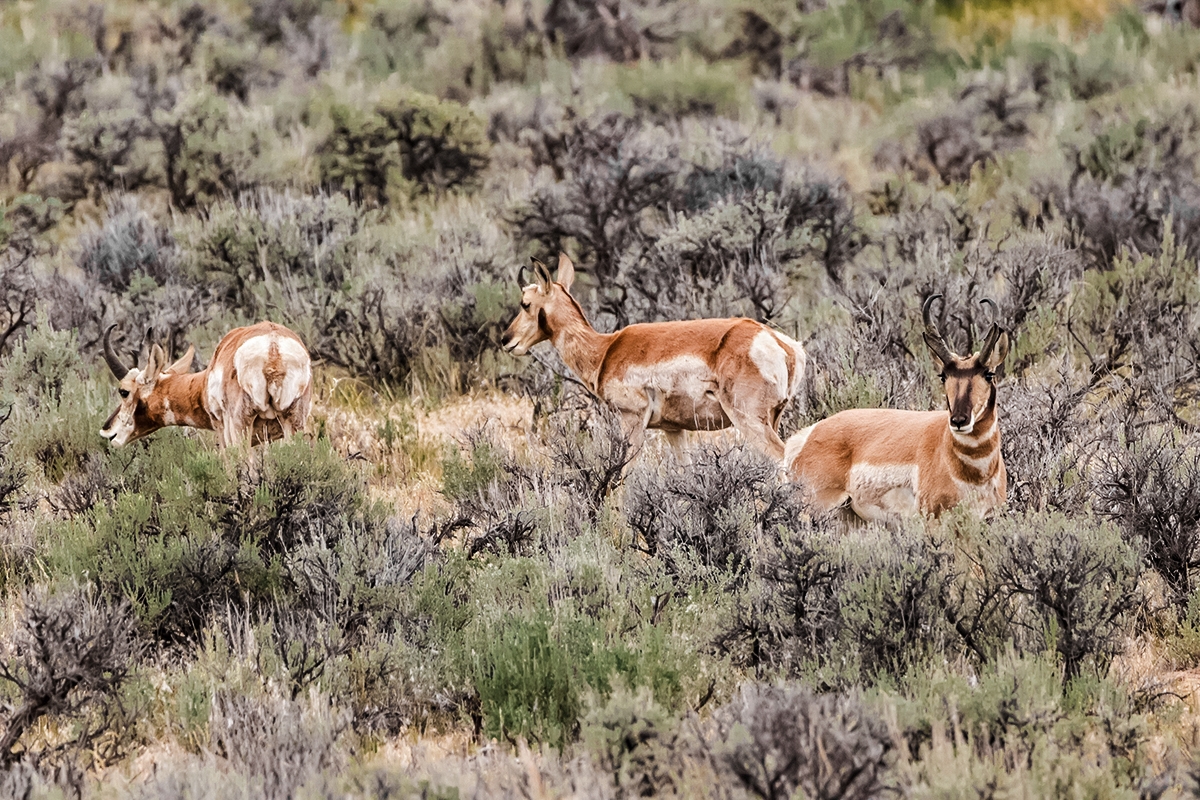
{"left": 100, "top": 321, "right": 312, "bottom": 448}
{"left": 502, "top": 253, "right": 807, "bottom": 459}
{"left": 784, "top": 295, "right": 1009, "bottom": 521}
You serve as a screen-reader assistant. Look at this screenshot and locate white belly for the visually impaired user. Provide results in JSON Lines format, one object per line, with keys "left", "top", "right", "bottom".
{"left": 847, "top": 463, "right": 920, "bottom": 521}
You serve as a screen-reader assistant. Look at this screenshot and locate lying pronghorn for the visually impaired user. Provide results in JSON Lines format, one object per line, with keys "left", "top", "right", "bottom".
{"left": 502, "top": 253, "right": 807, "bottom": 459}
{"left": 100, "top": 321, "right": 312, "bottom": 448}
{"left": 784, "top": 295, "right": 1009, "bottom": 522}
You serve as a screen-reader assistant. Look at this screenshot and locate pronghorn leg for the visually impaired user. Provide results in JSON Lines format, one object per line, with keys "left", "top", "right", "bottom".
{"left": 663, "top": 429, "right": 691, "bottom": 465}
{"left": 715, "top": 394, "right": 787, "bottom": 461}
{"left": 619, "top": 410, "right": 648, "bottom": 453}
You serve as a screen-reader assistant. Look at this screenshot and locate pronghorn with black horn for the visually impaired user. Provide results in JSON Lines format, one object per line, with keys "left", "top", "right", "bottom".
{"left": 502, "top": 253, "right": 807, "bottom": 459}
{"left": 100, "top": 321, "right": 313, "bottom": 448}
{"left": 784, "top": 295, "right": 1009, "bottom": 522}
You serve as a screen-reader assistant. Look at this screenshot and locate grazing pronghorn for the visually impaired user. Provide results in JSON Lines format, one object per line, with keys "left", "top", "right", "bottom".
{"left": 100, "top": 321, "right": 312, "bottom": 448}
{"left": 502, "top": 253, "right": 806, "bottom": 459}
{"left": 784, "top": 295, "right": 1009, "bottom": 522}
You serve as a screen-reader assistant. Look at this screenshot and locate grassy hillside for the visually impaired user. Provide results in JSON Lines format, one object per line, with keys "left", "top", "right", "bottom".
{"left": 4, "top": 0, "right": 1200, "bottom": 796}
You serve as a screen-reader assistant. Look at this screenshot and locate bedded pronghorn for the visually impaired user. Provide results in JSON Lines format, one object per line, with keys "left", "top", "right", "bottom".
{"left": 784, "top": 295, "right": 1009, "bottom": 522}
{"left": 100, "top": 321, "right": 312, "bottom": 449}
{"left": 502, "top": 253, "right": 807, "bottom": 459}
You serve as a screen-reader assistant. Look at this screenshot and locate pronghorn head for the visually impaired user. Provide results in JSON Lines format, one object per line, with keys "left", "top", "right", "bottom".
{"left": 922, "top": 295, "right": 1010, "bottom": 436}
{"left": 502, "top": 252, "right": 577, "bottom": 356}
{"left": 99, "top": 325, "right": 195, "bottom": 447}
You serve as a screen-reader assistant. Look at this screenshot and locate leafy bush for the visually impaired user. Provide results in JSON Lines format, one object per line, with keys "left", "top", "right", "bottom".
{"left": 208, "top": 689, "right": 348, "bottom": 800}
{"left": 1095, "top": 430, "right": 1200, "bottom": 610}
{"left": 835, "top": 527, "right": 953, "bottom": 681}
{"left": 1058, "top": 109, "right": 1200, "bottom": 267}
{"left": 0, "top": 587, "right": 141, "bottom": 771}
{"left": 0, "top": 315, "right": 102, "bottom": 482}
{"left": 614, "top": 54, "right": 743, "bottom": 118}
{"left": 625, "top": 443, "right": 803, "bottom": 585}
{"left": 708, "top": 682, "right": 892, "bottom": 800}
{"left": 318, "top": 88, "right": 489, "bottom": 206}
{"left": 954, "top": 511, "right": 1144, "bottom": 681}
{"left": 1064, "top": 229, "right": 1200, "bottom": 427}
{"left": 471, "top": 612, "right": 581, "bottom": 749}
{"left": 470, "top": 607, "right": 685, "bottom": 751}
{"left": 581, "top": 682, "right": 681, "bottom": 797}
{"left": 51, "top": 436, "right": 380, "bottom": 644}
{"left": 77, "top": 195, "right": 176, "bottom": 292}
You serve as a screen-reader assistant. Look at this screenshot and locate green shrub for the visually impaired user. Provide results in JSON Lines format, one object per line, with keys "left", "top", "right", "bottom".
{"left": 49, "top": 435, "right": 380, "bottom": 644}
{"left": 1096, "top": 430, "right": 1200, "bottom": 610}
{"left": 613, "top": 53, "right": 744, "bottom": 118}
{"left": 317, "top": 87, "right": 489, "bottom": 206}
{"left": 471, "top": 612, "right": 580, "bottom": 748}
{"left": 177, "top": 189, "right": 370, "bottom": 316}
{"left": 834, "top": 527, "right": 954, "bottom": 682}
{"left": 77, "top": 194, "right": 176, "bottom": 292}
{"left": 708, "top": 682, "right": 892, "bottom": 800}
{"left": 155, "top": 86, "right": 260, "bottom": 209}
{"left": 953, "top": 510, "right": 1144, "bottom": 681}
{"left": 581, "top": 682, "right": 681, "bottom": 797}
{"left": 0, "top": 314, "right": 104, "bottom": 482}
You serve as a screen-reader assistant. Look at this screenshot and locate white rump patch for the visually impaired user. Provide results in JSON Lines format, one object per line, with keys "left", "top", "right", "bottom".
{"left": 748, "top": 331, "right": 789, "bottom": 397}
{"left": 783, "top": 424, "right": 816, "bottom": 470}
{"left": 206, "top": 366, "right": 226, "bottom": 418}
{"left": 273, "top": 337, "right": 311, "bottom": 410}
{"left": 233, "top": 334, "right": 311, "bottom": 413}
{"left": 772, "top": 331, "right": 807, "bottom": 397}
{"left": 235, "top": 336, "right": 273, "bottom": 411}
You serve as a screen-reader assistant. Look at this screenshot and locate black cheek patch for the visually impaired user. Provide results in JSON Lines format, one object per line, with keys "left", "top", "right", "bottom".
{"left": 538, "top": 308, "right": 549, "bottom": 336}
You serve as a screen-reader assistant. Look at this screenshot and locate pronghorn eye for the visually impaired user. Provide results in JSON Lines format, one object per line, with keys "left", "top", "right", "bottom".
{"left": 984, "top": 371, "right": 996, "bottom": 382}
{"left": 521, "top": 302, "right": 531, "bottom": 311}
{"left": 119, "top": 389, "right": 130, "bottom": 399}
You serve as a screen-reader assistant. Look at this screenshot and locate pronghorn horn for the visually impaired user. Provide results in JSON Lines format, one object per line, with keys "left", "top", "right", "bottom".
{"left": 977, "top": 298, "right": 1003, "bottom": 362}
{"left": 517, "top": 263, "right": 531, "bottom": 288}
{"left": 103, "top": 324, "right": 130, "bottom": 378}
{"left": 921, "top": 293, "right": 956, "bottom": 363}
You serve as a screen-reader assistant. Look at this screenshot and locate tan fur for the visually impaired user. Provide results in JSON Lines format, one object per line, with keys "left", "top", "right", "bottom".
{"left": 100, "top": 321, "right": 312, "bottom": 449}
{"left": 784, "top": 307, "right": 1009, "bottom": 522}
{"left": 502, "top": 253, "right": 806, "bottom": 459}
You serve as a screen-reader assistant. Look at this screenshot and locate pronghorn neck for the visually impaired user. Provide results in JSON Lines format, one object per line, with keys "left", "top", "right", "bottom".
{"left": 547, "top": 291, "right": 613, "bottom": 392}
{"left": 147, "top": 372, "right": 215, "bottom": 431}
{"left": 944, "top": 393, "right": 1001, "bottom": 482}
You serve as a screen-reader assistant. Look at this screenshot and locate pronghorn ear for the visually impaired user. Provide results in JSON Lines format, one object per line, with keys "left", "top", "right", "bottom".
{"left": 532, "top": 257, "right": 553, "bottom": 291}
{"left": 983, "top": 330, "right": 1010, "bottom": 370}
{"left": 164, "top": 344, "right": 195, "bottom": 376}
{"left": 923, "top": 331, "right": 949, "bottom": 370}
{"left": 143, "top": 344, "right": 166, "bottom": 386}
{"left": 555, "top": 252, "right": 575, "bottom": 293}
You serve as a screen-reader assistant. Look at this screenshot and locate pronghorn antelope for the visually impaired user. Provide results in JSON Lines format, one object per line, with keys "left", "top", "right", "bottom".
{"left": 100, "top": 321, "right": 312, "bottom": 449}
{"left": 784, "top": 295, "right": 1009, "bottom": 522}
{"left": 502, "top": 253, "right": 807, "bottom": 459}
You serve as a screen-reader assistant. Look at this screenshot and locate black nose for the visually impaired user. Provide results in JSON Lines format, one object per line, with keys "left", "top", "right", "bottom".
{"left": 950, "top": 415, "right": 968, "bottom": 429}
